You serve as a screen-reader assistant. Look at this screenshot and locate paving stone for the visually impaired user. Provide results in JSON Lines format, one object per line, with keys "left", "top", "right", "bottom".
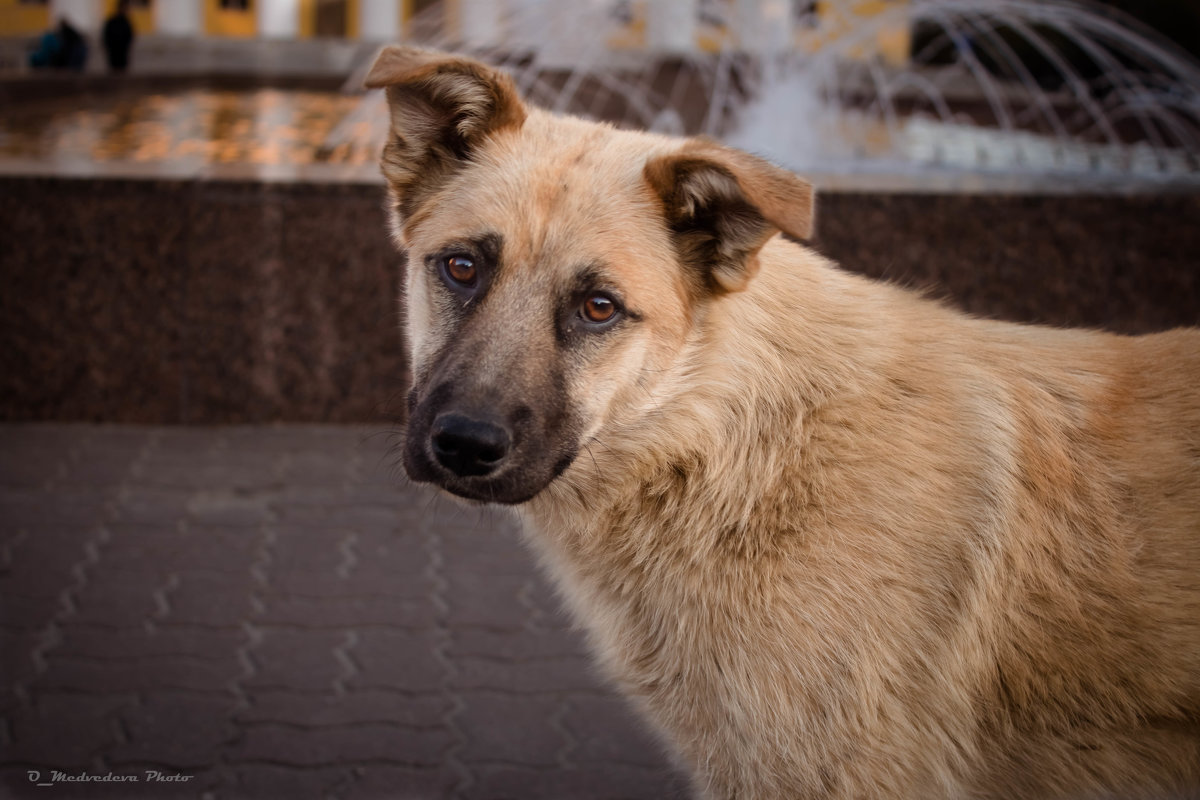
{"left": 158, "top": 572, "right": 257, "bottom": 627}
{"left": 243, "top": 629, "right": 346, "bottom": 692}
{"left": 38, "top": 652, "right": 242, "bottom": 694}
{"left": 347, "top": 548, "right": 430, "bottom": 583}
{"left": 563, "top": 695, "right": 674, "bottom": 769}
{"left": 152, "top": 428, "right": 226, "bottom": 451}
{"left": 70, "top": 576, "right": 159, "bottom": 626}
{"left": 273, "top": 503, "right": 402, "bottom": 529}
{"left": 345, "top": 629, "right": 443, "bottom": 693}
{"left": 236, "top": 689, "right": 449, "bottom": 728}
{"left": 101, "top": 524, "right": 261, "bottom": 575}
{"left": 269, "top": 569, "right": 429, "bottom": 600}
{"left": 75, "top": 426, "right": 155, "bottom": 453}
{"left": 109, "top": 692, "right": 239, "bottom": 768}
{"left": 0, "top": 453, "right": 65, "bottom": 488}
{"left": 0, "top": 593, "right": 66, "bottom": 629}
{"left": 224, "top": 426, "right": 350, "bottom": 454}
{"left": 268, "top": 484, "right": 352, "bottom": 509}
{"left": 340, "top": 765, "right": 457, "bottom": 799}
{"left": 55, "top": 623, "right": 248, "bottom": 660}
{"left": 4, "top": 693, "right": 131, "bottom": 768}
{"left": 267, "top": 528, "right": 351, "bottom": 572}
{"left": 449, "top": 655, "right": 603, "bottom": 694}
{"left": 255, "top": 594, "right": 432, "bottom": 629}
{"left": 112, "top": 489, "right": 191, "bottom": 527}
{"left": 137, "top": 460, "right": 283, "bottom": 492}
{"left": 0, "top": 629, "right": 48, "bottom": 691}
{"left": 228, "top": 723, "right": 454, "bottom": 767}
{"left": 278, "top": 453, "right": 357, "bottom": 486}
{"left": 456, "top": 691, "right": 563, "bottom": 767}
{"left": 448, "top": 628, "right": 589, "bottom": 661}
{"left": 472, "top": 763, "right": 689, "bottom": 800}
{"left": 444, "top": 573, "right": 530, "bottom": 631}
{"left": 0, "top": 488, "right": 111, "bottom": 530}
{"left": 0, "top": 424, "right": 700, "bottom": 800}
{"left": 185, "top": 489, "right": 275, "bottom": 526}
{"left": 59, "top": 450, "right": 141, "bottom": 488}
{"left": 218, "top": 766, "right": 357, "bottom": 800}
{"left": 521, "top": 573, "right": 574, "bottom": 624}
{"left": 339, "top": 483, "right": 422, "bottom": 510}
{"left": 0, "top": 425, "right": 88, "bottom": 454}
{"left": 0, "top": 556, "right": 77, "bottom": 598}
{"left": 3, "top": 524, "right": 96, "bottom": 559}
{"left": 439, "top": 526, "right": 533, "bottom": 576}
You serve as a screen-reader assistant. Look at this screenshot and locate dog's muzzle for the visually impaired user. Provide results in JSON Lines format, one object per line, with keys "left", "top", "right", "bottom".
{"left": 429, "top": 412, "right": 511, "bottom": 477}
{"left": 403, "top": 373, "right": 579, "bottom": 505}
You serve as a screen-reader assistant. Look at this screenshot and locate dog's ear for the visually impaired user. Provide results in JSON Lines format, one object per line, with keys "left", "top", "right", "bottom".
{"left": 365, "top": 46, "right": 527, "bottom": 220}
{"left": 644, "top": 141, "right": 814, "bottom": 293}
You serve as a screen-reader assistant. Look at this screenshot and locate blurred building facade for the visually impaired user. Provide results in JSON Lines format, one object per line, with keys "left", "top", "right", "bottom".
{"left": 0, "top": 0, "right": 911, "bottom": 64}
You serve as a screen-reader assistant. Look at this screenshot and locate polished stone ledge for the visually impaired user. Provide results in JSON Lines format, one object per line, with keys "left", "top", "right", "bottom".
{"left": 2, "top": 175, "right": 1198, "bottom": 422}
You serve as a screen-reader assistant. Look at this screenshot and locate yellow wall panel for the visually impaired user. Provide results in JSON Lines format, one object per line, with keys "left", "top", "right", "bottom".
{"left": 106, "top": 0, "right": 154, "bottom": 34}
{"left": 0, "top": 0, "right": 51, "bottom": 36}
{"left": 205, "top": 0, "right": 256, "bottom": 37}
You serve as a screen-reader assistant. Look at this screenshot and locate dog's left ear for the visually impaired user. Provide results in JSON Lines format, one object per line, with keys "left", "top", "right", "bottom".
{"left": 365, "top": 46, "right": 527, "bottom": 221}
{"left": 645, "top": 141, "right": 814, "bottom": 293}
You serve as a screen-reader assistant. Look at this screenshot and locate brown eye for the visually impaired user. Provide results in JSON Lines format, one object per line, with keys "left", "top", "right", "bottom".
{"left": 443, "top": 255, "right": 477, "bottom": 287}
{"left": 581, "top": 294, "right": 618, "bottom": 324}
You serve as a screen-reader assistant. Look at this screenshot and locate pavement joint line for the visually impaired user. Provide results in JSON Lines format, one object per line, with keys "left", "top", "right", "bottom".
{"left": 423, "top": 500, "right": 474, "bottom": 799}
{"left": 325, "top": 767, "right": 359, "bottom": 800}
{"left": 0, "top": 528, "right": 28, "bottom": 572}
{"left": 149, "top": 572, "right": 181, "bottom": 632}
{"left": 14, "top": 521, "right": 111, "bottom": 707}
{"left": 126, "top": 427, "right": 165, "bottom": 483}
{"left": 331, "top": 629, "right": 360, "bottom": 697}
{"left": 551, "top": 695, "right": 578, "bottom": 771}
{"left": 231, "top": 621, "right": 265, "bottom": 713}
{"left": 517, "top": 578, "right": 547, "bottom": 635}
{"left": 335, "top": 530, "right": 359, "bottom": 579}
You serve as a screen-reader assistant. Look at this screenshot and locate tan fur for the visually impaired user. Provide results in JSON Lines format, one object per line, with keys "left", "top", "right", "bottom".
{"left": 370, "top": 46, "right": 1200, "bottom": 799}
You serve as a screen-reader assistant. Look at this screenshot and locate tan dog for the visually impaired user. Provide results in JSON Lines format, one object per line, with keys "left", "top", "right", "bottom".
{"left": 366, "top": 46, "right": 1200, "bottom": 799}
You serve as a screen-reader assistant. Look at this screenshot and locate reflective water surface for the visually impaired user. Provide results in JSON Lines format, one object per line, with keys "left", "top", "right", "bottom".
{"left": 0, "top": 88, "right": 388, "bottom": 169}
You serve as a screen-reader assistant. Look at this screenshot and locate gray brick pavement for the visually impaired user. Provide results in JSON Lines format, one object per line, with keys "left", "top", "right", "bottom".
{"left": 0, "top": 425, "right": 688, "bottom": 799}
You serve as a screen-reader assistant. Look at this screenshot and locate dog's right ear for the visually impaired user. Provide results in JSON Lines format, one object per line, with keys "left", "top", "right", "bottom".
{"left": 365, "top": 46, "right": 527, "bottom": 222}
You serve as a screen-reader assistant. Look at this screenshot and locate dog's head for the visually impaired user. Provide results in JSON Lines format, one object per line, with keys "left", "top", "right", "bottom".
{"left": 367, "top": 46, "right": 814, "bottom": 504}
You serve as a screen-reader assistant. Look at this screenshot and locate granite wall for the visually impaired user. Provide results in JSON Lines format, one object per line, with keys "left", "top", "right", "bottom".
{"left": 2, "top": 178, "right": 407, "bottom": 423}
{"left": 3, "top": 176, "right": 1198, "bottom": 422}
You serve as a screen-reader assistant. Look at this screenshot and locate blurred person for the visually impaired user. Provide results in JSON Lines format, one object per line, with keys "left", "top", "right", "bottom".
{"left": 30, "top": 19, "right": 88, "bottom": 71}
{"left": 28, "top": 27, "right": 61, "bottom": 68}
{"left": 58, "top": 18, "right": 88, "bottom": 70}
{"left": 103, "top": 0, "right": 135, "bottom": 73}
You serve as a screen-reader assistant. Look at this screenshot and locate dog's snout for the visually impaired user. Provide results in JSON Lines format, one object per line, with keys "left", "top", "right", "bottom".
{"left": 430, "top": 413, "right": 511, "bottom": 477}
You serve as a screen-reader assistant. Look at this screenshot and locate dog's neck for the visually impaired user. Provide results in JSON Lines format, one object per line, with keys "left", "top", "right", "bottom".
{"left": 522, "top": 238, "right": 895, "bottom": 571}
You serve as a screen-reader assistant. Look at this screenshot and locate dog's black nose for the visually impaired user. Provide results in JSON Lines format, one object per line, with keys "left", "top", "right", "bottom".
{"left": 430, "top": 413, "right": 511, "bottom": 477}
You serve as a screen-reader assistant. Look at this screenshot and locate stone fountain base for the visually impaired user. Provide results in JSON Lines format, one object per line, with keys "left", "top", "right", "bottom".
{"left": 2, "top": 175, "right": 1197, "bottom": 423}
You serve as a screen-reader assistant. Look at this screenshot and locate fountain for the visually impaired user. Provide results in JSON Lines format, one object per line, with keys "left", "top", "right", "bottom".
{"left": 339, "top": 0, "right": 1200, "bottom": 189}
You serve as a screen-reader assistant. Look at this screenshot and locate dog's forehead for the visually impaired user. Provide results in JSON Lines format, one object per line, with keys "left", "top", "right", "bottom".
{"left": 431, "top": 114, "right": 675, "bottom": 272}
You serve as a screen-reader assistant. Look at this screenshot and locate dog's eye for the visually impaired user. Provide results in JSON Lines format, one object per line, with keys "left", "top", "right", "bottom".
{"left": 581, "top": 294, "right": 618, "bottom": 324}
{"left": 441, "top": 255, "right": 477, "bottom": 288}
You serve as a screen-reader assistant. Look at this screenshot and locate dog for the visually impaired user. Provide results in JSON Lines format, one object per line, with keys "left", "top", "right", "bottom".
{"left": 365, "top": 46, "right": 1200, "bottom": 799}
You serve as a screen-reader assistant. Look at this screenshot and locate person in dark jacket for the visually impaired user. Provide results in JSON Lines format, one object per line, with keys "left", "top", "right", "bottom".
{"left": 102, "top": 0, "right": 135, "bottom": 72}
{"left": 57, "top": 19, "right": 88, "bottom": 70}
